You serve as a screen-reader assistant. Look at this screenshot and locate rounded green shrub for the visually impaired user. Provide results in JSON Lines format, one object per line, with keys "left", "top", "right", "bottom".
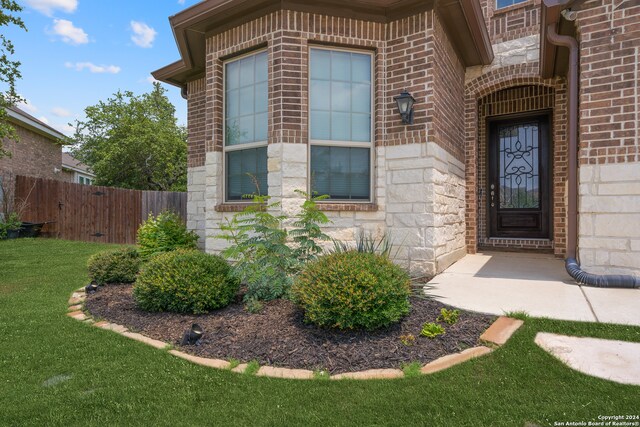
{"left": 87, "top": 247, "right": 141, "bottom": 285}
{"left": 137, "top": 211, "right": 199, "bottom": 258}
{"left": 133, "top": 250, "right": 239, "bottom": 314}
{"left": 292, "top": 251, "right": 411, "bottom": 330}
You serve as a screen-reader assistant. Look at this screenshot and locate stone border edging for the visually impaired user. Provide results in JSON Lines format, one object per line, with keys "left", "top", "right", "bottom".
{"left": 67, "top": 288, "right": 523, "bottom": 380}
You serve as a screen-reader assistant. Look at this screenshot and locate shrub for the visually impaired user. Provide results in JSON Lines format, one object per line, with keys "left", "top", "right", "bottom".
{"left": 133, "top": 250, "right": 239, "bottom": 314}
{"left": 217, "top": 191, "right": 330, "bottom": 302}
{"left": 331, "top": 230, "right": 396, "bottom": 258}
{"left": 137, "top": 211, "right": 198, "bottom": 258}
{"left": 0, "top": 212, "right": 21, "bottom": 239}
{"left": 87, "top": 247, "right": 141, "bottom": 285}
{"left": 292, "top": 251, "right": 411, "bottom": 330}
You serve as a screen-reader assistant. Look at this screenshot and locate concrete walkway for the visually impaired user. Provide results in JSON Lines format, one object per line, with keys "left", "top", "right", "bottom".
{"left": 535, "top": 333, "right": 640, "bottom": 385}
{"left": 429, "top": 252, "right": 640, "bottom": 326}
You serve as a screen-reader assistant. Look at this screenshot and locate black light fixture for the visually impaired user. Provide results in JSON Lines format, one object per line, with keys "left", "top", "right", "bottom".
{"left": 85, "top": 283, "right": 98, "bottom": 293}
{"left": 181, "top": 323, "right": 204, "bottom": 345}
{"left": 394, "top": 90, "right": 416, "bottom": 125}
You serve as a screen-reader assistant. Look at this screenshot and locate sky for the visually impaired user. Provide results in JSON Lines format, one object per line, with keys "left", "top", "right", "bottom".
{"left": 6, "top": 0, "right": 201, "bottom": 136}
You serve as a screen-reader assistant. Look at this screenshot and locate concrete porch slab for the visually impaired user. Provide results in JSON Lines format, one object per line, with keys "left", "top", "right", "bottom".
{"left": 429, "top": 252, "right": 640, "bottom": 326}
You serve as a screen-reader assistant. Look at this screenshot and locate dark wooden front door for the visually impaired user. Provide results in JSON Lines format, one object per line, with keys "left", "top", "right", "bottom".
{"left": 488, "top": 114, "right": 550, "bottom": 238}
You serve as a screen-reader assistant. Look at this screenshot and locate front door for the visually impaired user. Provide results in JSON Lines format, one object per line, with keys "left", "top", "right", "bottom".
{"left": 488, "top": 114, "right": 550, "bottom": 239}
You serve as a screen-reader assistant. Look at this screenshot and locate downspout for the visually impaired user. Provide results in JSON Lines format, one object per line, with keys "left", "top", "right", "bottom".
{"left": 546, "top": 23, "right": 639, "bottom": 288}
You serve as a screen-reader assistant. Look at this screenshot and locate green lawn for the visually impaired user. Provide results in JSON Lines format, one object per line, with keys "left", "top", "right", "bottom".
{"left": 1, "top": 239, "right": 638, "bottom": 427}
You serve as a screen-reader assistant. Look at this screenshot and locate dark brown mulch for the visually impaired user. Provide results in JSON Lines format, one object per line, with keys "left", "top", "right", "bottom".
{"left": 85, "top": 284, "right": 495, "bottom": 374}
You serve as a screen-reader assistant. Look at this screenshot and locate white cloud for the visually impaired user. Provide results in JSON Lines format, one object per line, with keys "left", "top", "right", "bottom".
{"left": 178, "top": 0, "right": 185, "bottom": 4}
{"left": 24, "top": 0, "right": 78, "bottom": 16}
{"left": 38, "top": 116, "right": 50, "bottom": 125}
{"left": 51, "top": 19, "right": 88, "bottom": 45}
{"left": 65, "top": 62, "right": 121, "bottom": 74}
{"left": 16, "top": 98, "right": 38, "bottom": 114}
{"left": 146, "top": 76, "right": 159, "bottom": 84}
{"left": 58, "top": 123, "right": 76, "bottom": 135}
{"left": 51, "top": 107, "right": 72, "bottom": 117}
{"left": 130, "top": 21, "right": 157, "bottom": 48}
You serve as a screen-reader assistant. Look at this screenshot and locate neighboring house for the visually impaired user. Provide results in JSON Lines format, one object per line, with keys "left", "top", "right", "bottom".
{"left": 0, "top": 106, "right": 66, "bottom": 213}
{"left": 154, "top": 0, "right": 640, "bottom": 278}
{"left": 61, "top": 152, "right": 95, "bottom": 185}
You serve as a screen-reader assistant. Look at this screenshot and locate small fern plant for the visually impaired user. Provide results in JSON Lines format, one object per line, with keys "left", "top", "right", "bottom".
{"left": 217, "top": 190, "right": 331, "bottom": 302}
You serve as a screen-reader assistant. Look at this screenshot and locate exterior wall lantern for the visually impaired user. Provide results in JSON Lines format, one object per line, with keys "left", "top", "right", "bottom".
{"left": 394, "top": 90, "right": 416, "bottom": 125}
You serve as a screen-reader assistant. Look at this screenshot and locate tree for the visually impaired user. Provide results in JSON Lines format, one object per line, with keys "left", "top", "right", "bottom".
{"left": 0, "top": 0, "right": 27, "bottom": 159}
{"left": 70, "top": 83, "right": 188, "bottom": 191}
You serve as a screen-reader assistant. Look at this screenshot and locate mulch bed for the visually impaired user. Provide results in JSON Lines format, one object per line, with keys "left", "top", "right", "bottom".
{"left": 85, "top": 284, "right": 495, "bottom": 374}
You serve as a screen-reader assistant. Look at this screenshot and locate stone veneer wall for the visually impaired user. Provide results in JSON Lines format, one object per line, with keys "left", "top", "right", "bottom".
{"left": 185, "top": 78, "right": 207, "bottom": 248}
{"left": 578, "top": 163, "right": 640, "bottom": 276}
{"left": 182, "top": 9, "right": 467, "bottom": 276}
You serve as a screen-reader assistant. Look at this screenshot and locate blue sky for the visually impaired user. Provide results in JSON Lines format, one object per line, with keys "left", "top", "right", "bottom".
{"left": 7, "top": 0, "right": 200, "bottom": 136}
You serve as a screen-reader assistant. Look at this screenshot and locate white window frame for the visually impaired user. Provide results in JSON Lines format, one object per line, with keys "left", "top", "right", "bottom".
{"left": 307, "top": 45, "right": 375, "bottom": 203}
{"left": 222, "top": 48, "right": 269, "bottom": 203}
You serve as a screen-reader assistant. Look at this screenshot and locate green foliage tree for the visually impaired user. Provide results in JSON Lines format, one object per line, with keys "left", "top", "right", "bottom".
{"left": 0, "top": 0, "right": 27, "bottom": 159}
{"left": 70, "top": 83, "right": 187, "bottom": 191}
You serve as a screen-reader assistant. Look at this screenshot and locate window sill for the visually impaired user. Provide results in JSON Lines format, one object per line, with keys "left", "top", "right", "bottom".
{"left": 318, "top": 203, "right": 378, "bottom": 212}
{"left": 214, "top": 203, "right": 251, "bottom": 212}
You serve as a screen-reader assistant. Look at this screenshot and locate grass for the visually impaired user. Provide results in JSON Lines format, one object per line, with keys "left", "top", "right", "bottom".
{"left": 1, "top": 238, "right": 639, "bottom": 426}
{"left": 401, "top": 362, "right": 422, "bottom": 378}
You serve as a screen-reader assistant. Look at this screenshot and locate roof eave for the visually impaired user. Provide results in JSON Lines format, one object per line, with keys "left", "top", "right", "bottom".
{"left": 154, "top": 0, "right": 494, "bottom": 86}
{"left": 5, "top": 107, "right": 66, "bottom": 141}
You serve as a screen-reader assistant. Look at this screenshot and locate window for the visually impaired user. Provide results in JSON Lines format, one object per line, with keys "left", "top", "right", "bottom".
{"left": 78, "top": 176, "right": 92, "bottom": 185}
{"left": 309, "top": 47, "right": 373, "bottom": 201}
{"left": 496, "top": 0, "right": 527, "bottom": 9}
{"left": 224, "top": 50, "right": 268, "bottom": 201}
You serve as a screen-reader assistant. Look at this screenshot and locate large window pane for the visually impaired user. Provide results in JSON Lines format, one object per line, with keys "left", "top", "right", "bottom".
{"left": 310, "top": 146, "right": 370, "bottom": 200}
{"left": 310, "top": 111, "right": 330, "bottom": 140}
{"left": 310, "top": 80, "right": 330, "bottom": 111}
{"left": 239, "top": 57, "right": 255, "bottom": 87}
{"left": 352, "top": 54, "right": 371, "bottom": 83}
{"left": 351, "top": 114, "right": 371, "bottom": 142}
{"left": 310, "top": 49, "right": 330, "bottom": 80}
{"left": 225, "top": 50, "right": 268, "bottom": 146}
{"left": 310, "top": 48, "right": 373, "bottom": 201}
{"left": 310, "top": 48, "right": 372, "bottom": 143}
{"left": 331, "top": 51, "right": 351, "bottom": 81}
{"left": 255, "top": 82, "right": 268, "bottom": 113}
{"left": 331, "top": 112, "right": 350, "bottom": 141}
{"left": 226, "top": 147, "right": 268, "bottom": 200}
{"left": 224, "top": 50, "right": 268, "bottom": 201}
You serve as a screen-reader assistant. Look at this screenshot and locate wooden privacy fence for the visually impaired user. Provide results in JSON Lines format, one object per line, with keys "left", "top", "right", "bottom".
{"left": 15, "top": 175, "right": 187, "bottom": 244}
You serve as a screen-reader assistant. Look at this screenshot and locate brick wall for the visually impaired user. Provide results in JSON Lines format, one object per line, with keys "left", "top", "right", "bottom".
{"left": 576, "top": 0, "right": 640, "bottom": 165}
{"left": 479, "top": 0, "right": 541, "bottom": 44}
{"left": 475, "top": 84, "right": 567, "bottom": 255}
{"left": 574, "top": 0, "right": 640, "bottom": 275}
{"left": 181, "top": 8, "right": 470, "bottom": 275}
{"left": 0, "top": 124, "right": 62, "bottom": 213}
{"left": 464, "top": 63, "right": 568, "bottom": 256}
